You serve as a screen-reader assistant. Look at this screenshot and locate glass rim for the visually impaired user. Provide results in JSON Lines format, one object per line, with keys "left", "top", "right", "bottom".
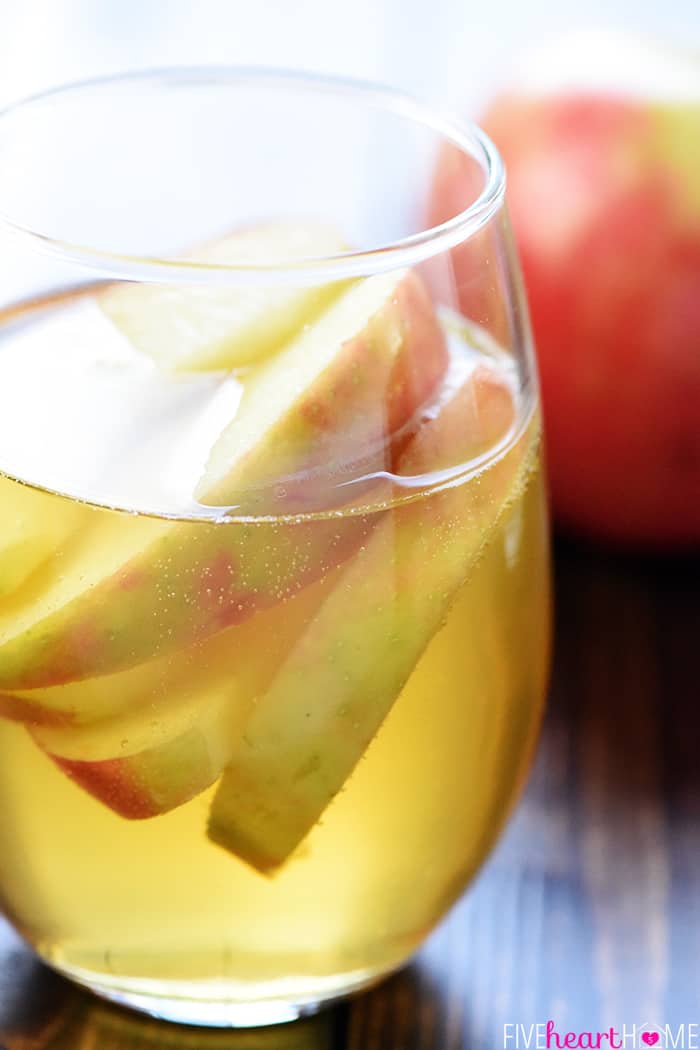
{"left": 0, "top": 66, "right": 506, "bottom": 285}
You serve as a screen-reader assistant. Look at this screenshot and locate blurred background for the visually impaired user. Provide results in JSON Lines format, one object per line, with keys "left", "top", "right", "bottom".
{"left": 1, "top": 0, "right": 698, "bottom": 110}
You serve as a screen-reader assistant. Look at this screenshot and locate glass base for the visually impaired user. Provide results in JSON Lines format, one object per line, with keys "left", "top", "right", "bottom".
{"left": 50, "top": 959, "right": 400, "bottom": 1028}
{"left": 77, "top": 985, "right": 320, "bottom": 1027}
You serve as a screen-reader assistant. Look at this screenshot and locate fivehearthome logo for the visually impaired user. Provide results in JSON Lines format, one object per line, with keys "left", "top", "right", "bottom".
{"left": 504, "top": 1022, "right": 700, "bottom": 1048}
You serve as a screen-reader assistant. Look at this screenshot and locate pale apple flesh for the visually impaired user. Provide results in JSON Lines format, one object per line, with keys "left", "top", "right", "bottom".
{"left": 51, "top": 694, "right": 242, "bottom": 819}
{"left": 0, "top": 634, "right": 208, "bottom": 728}
{"left": 99, "top": 222, "right": 350, "bottom": 372}
{"left": 0, "top": 269, "right": 447, "bottom": 692}
{"left": 0, "top": 474, "right": 84, "bottom": 600}
{"left": 208, "top": 363, "right": 526, "bottom": 872}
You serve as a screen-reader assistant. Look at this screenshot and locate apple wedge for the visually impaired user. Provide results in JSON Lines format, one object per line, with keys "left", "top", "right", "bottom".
{"left": 49, "top": 685, "right": 243, "bottom": 818}
{"left": 0, "top": 638, "right": 196, "bottom": 728}
{"left": 30, "top": 575, "right": 332, "bottom": 817}
{"left": 0, "top": 269, "right": 447, "bottom": 692}
{"left": 99, "top": 222, "right": 349, "bottom": 371}
{"left": 198, "top": 265, "right": 448, "bottom": 514}
{"left": 208, "top": 363, "right": 528, "bottom": 872}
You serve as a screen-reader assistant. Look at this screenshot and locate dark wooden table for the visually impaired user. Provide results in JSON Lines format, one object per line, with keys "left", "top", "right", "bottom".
{"left": 2, "top": 538, "right": 698, "bottom": 1050}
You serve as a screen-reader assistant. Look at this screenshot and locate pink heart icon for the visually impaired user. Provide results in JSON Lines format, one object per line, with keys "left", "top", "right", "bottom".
{"left": 642, "top": 1034, "right": 659, "bottom": 1047}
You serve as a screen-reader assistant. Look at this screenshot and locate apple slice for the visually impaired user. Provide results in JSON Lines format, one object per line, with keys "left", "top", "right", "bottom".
{"left": 208, "top": 363, "right": 528, "bottom": 872}
{"left": 198, "top": 265, "right": 448, "bottom": 514}
{"left": 0, "top": 474, "right": 84, "bottom": 601}
{"left": 0, "top": 574, "right": 310, "bottom": 729}
{"left": 30, "top": 575, "right": 331, "bottom": 817}
{"left": 49, "top": 684, "right": 243, "bottom": 818}
{"left": 99, "top": 222, "right": 349, "bottom": 371}
{"left": 0, "top": 269, "right": 447, "bottom": 692}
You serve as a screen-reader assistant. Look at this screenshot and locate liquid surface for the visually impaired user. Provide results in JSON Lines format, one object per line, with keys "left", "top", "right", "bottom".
{"left": 0, "top": 290, "right": 245, "bottom": 517}
{"left": 0, "top": 287, "right": 525, "bottom": 519}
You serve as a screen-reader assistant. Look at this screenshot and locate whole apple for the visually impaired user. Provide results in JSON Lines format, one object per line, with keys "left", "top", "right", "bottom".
{"left": 433, "top": 35, "right": 700, "bottom": 545}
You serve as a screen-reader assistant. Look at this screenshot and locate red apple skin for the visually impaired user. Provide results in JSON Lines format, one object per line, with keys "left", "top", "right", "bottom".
{"left": 431, "top": 94, "right": 700, "bottom": 545}
{"left": 52, "top": 756, "right": 166, "bottom": 819}
{"left": 0, "top": 693, "right": 72, "bottom": 727}
{"left": 51, "top": 736, "right": 219, "bottom": 819}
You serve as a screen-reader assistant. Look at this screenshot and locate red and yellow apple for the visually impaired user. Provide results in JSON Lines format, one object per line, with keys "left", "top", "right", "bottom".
{"left": 430, "top": 34, "right": 700, "bottom": 545}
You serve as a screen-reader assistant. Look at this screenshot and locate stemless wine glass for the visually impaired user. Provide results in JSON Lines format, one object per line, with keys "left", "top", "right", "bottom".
{"left": 0, "top": 69, "right": 550, "bottom": 1027}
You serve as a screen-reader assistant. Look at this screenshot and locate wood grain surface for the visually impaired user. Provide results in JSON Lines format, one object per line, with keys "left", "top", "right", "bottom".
{"left": 1, "top": 538, "right": 698, "bottom": 1050}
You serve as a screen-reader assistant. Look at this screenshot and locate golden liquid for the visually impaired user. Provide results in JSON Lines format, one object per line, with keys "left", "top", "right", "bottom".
{"left": 0, "top": 294, "right": 550, "bottom": 1012}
